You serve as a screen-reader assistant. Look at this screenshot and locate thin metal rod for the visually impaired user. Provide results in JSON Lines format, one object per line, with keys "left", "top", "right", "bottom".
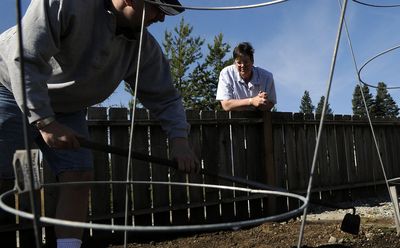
{"left": 15, "top": 1, "right": 41, "bottom": 247}
{"left": 297, "top": 0, "right": 348, "bottom": 247}
{"left": 123, "top": 1, "right": 147, "bottom": 247}
{"left": 77, "top": 137, "right": 281, "bottom": 192}
{"left": 77, "top": 137, "right": 363, "bottom": 212}
{"left": 340, "top": 0, "right": 400, "bottom": 230}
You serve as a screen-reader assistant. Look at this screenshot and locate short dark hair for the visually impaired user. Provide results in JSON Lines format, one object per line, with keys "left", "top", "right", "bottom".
{"left": 233, "top": 42, "right": 254, "bottom": 63}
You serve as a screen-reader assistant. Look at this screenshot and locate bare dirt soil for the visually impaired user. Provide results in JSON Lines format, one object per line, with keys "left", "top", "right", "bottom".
{"left": 111, "top": 199, "right": 400, "bottom": 248}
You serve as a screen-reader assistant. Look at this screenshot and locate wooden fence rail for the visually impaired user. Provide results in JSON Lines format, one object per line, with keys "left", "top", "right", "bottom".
{"left": 1, "top": 107, "right": 400, "bottom": 247}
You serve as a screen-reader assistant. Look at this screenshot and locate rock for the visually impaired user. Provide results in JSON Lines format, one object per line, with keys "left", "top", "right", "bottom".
{"left": 328, "top": 236, "right": 337, "bottom": 243}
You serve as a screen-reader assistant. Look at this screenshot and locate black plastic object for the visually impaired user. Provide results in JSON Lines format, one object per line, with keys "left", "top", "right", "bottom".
{"left": 340, "top": 208, "right": 360, "bottom": 235}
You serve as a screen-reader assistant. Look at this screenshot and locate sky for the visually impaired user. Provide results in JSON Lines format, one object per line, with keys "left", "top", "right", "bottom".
{"left": 1, "top": 0, "right": 400, "bottom": 114}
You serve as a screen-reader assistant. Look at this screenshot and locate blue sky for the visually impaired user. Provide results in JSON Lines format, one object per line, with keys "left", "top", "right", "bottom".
{"left": 1, "top": 0, "right": 400, "bottom": 114}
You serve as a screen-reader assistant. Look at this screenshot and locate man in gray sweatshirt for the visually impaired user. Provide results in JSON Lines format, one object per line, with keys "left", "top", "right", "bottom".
{"left": 0, "top": 0, "right": 198, "bottom": 247}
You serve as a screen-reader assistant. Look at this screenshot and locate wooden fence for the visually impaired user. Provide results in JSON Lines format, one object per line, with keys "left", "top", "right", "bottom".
{"left": 1, "top": 107, "right": 400, "bottom": 247}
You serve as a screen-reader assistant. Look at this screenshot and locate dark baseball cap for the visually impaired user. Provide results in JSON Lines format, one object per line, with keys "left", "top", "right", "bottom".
{"left": 149, "top": 0, "right": 185, "bottom": 16}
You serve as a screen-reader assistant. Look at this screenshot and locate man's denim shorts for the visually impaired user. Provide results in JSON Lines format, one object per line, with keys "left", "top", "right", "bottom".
{"left": 0, "top": 84, "right": 93, "bottom": 179}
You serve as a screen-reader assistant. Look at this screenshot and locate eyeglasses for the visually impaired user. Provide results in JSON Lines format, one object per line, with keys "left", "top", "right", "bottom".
{"left": 235, "top": 59, "right": 252, "bottom": 67}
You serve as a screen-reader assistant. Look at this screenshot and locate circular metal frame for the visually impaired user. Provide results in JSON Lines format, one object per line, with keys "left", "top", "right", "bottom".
{"left": 0, "top": 180, "right": 307, "bottom": 233}
{"left": 388, "top": 177, "right": 400, "bottom": 185}
{"left": 358, "top": 44, "right": 400, "bottom": 89}
{"left": 352, "top": 0, "right": 400, "bottom": 8}
{"left": 144, "top": 0, "right": 289, "bottom": 11}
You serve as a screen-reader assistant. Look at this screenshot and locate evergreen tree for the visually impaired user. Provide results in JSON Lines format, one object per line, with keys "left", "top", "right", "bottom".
{"left": 189, "top": 33, "right": 233, "bottom": 110}
{"left": 373, "top": 82, "right": 399, "bottom": 117}
{"left": 122, "top": 19, "right": 235, "bottom": 111}
{"left": 386, "top": 96, "right": 400, "bottom": 117}
{"left": 123, "top": 18, "right": 204, "bottom": 109}
{"left": 299, "top": 90, "right": 314, "bottom": 114}
{"left": 352, "top": 84, "right": 374, "bottom": 116}
{"left": 373, "top": 82, "right": 386, "bottom": 117}
{"left": 162, "top": 17, "right": 205, "bottom": 108}
{"left": 315, "top": 96, "right": 333, "bottom": 115}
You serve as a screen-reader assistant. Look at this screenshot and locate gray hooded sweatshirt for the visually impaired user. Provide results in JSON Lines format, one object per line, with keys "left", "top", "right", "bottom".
{"left": 0, "top": 0, "right": 188, "bottom": 139}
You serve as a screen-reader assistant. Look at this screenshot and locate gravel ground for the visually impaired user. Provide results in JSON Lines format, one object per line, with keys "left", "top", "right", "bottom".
{"left": 109, "top": 196, "right": 400, "bottom": 248}
{"left": 307, "top": 196, "right": 397, "bottom": 221}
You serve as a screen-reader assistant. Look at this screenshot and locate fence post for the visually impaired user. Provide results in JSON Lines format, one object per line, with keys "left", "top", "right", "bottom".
{"left": 263, "top": 112, "right": 276, "bottom": 214}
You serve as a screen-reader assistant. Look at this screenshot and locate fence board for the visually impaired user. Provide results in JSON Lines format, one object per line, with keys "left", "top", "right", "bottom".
{"left": 107, "top": 107, "right": 130, "bottom": 244}
{"left": 352, "top": 115, "right": 376, "bottom": 199}
{"left": 87, "top": 107, "right": 112, "bottom": 241}
{"left": 374, "top": 125, "right": 386, "bottom": 181}
{"left": 315, "top": 114, "right": 330, "bottom": 192}
{"left": 389, "top": 125, "right": 400, "bottom": 178}
{"left": 293, "top": 113, "right": 308, "bottom": 191}
{"left": 332, "top": 115, "right": 351, "bottom": 202}
{"left": 304, "top": 114, "right": 318, "bottom": 202}
{"left": 281, "top": 113, "right": 298, "bottom": 211}
{"left": 170, "top": 129, "right": 189, "bottom": 226}
{"left": 200, "top": 111, "right": 220, "bottom": 223}
{"left": 217, "top": 111, "right": 235, "bottom": 222}
{"left": 230, "top": 111, "right": 248, "bottom": 220}
{"left": 131, "top": 109, "right": 152, "bottom": 226}
{"left": 344, "top": 116, "right": 357, "bottom": 199}
{"left": 246, "top": 120, "right": 264, "bottom": 218}
{"left": 271, "top": 112, "right": 288, "bottom": 214}
{"left": 324, "top": 115, "right": 341, "bottom": 201}
{"left": 149, "top": 116, "right": 170, "bottom": 226}
{"left": 186, "top": 110, "right": 205, "bottom": 224}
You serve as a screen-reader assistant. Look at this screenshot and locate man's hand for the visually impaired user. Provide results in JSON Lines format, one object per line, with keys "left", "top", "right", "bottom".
{"left": 250, "top": 91, "right": 274, "bottom": 111}
{"left": 250, "top": 91, "right": 268, "bottom": 107}
{"left": 39, "top": 121, "right": 80, "bottom": 149}
{"left": 170, "top": 137, "right": 200, "bottom": 174}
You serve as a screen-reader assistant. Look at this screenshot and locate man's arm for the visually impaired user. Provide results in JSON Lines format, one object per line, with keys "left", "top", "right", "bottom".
{"left": 221, "top": 91, "right": 273, "bottom": 111}
{"left": 132, "top": 33, "right": 199, "bottom": 173}
{"left": 220, "top": 98, "right": 253, "bottom": 111}
{"left": 170, "top": 137, "right": 199, "bottom": 174}
{"left": 3, "top": 0, "right": 82, "bottom": 149}
{"left": 38, "top": 120, "right": 81, "bottom": 149}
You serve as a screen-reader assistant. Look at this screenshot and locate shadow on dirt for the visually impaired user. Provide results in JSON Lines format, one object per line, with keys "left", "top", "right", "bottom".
{"left": 300, "top": 245, "right": 352, "bottom": 248}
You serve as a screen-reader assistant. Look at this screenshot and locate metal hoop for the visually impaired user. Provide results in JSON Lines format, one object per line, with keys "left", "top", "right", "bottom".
{"left": 0, "top": 180, "right": 307, "bottom": 232}
{"left": 358, "top": 44, "right": 400, "bottom": 89}
{"left": 388, "top": 177, "right": 400, "bottom": 185}
{"left": 352, "top": 0, "right": 400, "bottom": 8}
{"left": 144, "top": 0, "right": 289, "bottom": 11}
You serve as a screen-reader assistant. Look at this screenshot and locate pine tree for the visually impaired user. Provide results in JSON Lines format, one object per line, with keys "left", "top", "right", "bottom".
{"left": 373, "top": 82, "right": 399, "bottom": 117}
{"left": 162, "top": 17, "right": 205, "bottom": 108}
{"left": 123, "top": 18, "right": 204, "bottom": 109}
{"left": 299, "top": 90, "right": 314, "bottom": 114}
{"left": 315, "top": 96, "right": 333, "bottom": 115}
{"left": 386, "top": 97, "right": 399, "bottom": 117}
{"left": 374, "top": 82, "right": 386, "bottom": 117}
{"left": 352, "top": 84, "right": 374, "bottom": 116}
{"left": 189, "top": 33, "right": 233, "bottom": 110}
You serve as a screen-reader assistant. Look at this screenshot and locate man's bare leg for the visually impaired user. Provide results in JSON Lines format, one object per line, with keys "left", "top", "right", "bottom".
{"left": 55, "top": 171, "right": 93, "bottom": 239}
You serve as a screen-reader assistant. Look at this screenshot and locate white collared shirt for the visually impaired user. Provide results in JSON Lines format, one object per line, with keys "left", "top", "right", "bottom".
{"left": 216, "top": 65, "right": 277, "bottom": 104}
